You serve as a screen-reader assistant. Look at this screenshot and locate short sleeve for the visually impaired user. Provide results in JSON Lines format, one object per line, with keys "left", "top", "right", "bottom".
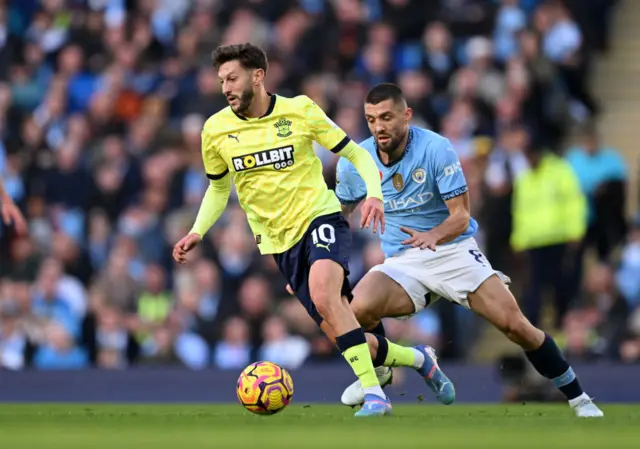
{"left": 433, "top": 139, "right": 468, "bottom": 201}
{"left": 201, "top": 128, "right": 229, "bottom": 180}
{"left": 335, "top": 158, "right": 367, "bottom": 204}
{"left": 303, "top": 96, "right": 351, "bottom": 153}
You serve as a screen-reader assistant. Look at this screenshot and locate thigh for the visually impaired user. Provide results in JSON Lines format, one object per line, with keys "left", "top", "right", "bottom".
{"left": 369, "top": 255, "right": 435, "bottom": 318}
{"left": 273, "top": 240, "right": 322, "bottom": 326}
{"left": 273, "top": 213, "right": 353, "bottom": 326}
{"left": 468, "top": 275, "right": 543, "bottom": 350}
{"left": 468, "top": 275, "right": 522, "bottom": 328}
{"left": 352, "top": 270, "right": 416, "bottom": 320}
{"left": 307, "top": 213, "right": 354, "bottom": 301}
{"left": 422, "top": 238, "right": 508, "bottom": 308}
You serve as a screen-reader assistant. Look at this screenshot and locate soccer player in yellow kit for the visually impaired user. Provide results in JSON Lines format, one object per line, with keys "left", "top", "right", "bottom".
{"left": 172, "top": 43, "right": 391, "bottom": 416}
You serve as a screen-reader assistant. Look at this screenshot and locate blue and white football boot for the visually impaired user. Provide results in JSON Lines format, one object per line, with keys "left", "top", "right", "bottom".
{"left": 354, "top": 394, "right": 393, "bottom": 417}
{"left": 414, "top": 345, "right": 455, "bottom": 405}
{"left": 341, "top": 366, "right": 393, "bottom": 406}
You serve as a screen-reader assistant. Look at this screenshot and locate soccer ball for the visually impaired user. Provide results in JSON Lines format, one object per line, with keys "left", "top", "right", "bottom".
{"left": 236, "top": 361, "right": 294, "bottom": 415}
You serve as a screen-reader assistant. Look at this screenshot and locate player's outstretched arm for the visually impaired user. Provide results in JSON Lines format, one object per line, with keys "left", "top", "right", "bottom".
{"left": 175, "top": 122, "right": 232, "bottom": 264}
{"left": 336, "top": 141, "right": 385, "bottom": 233}
{"left": 173, "top": 175, "right": 231, "bottom": 264}
{"left": 303, "top": 96, "right": 384, "bottom": 233}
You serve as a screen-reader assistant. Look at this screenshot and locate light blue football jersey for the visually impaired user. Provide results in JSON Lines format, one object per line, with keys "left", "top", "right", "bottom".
{"left": 336, "top": 126, "right": 478, "bottom": 257}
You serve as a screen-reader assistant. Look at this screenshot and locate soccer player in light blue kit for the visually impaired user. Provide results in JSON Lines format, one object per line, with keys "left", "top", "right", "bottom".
{"left": 337, "top": 84, "right": 603, "bottom": 418}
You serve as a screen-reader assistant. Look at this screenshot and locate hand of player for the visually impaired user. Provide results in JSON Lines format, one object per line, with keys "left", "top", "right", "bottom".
{"left": 1, "top": 195, "right": 28, "bottom": 236}
{"left": 400, "top": 227, "right": 438, "bottom": 251}
{"left": 285, "top": 284, "right": 294, "bottom": 295}
{"left": 360, "top": 197, "right": 385, "bottom": 234}
{"left": 173, "top": 233, "right": 202, "bottom": 264}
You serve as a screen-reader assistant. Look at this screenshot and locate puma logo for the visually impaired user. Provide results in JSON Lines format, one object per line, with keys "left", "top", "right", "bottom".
{"left": 316, "top": 242, "right": 331, "bottom": 252}
{"left": 228, "top": 134, "right": 239, "bottom": 143}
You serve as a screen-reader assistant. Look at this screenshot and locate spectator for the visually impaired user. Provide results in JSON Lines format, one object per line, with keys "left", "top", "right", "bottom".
{"left": 87, "top": 209, "right": 113, "bottom": 272}
{"left": 538, "top": 0, "right": 598, "bottom": 118}
{"left": 174, "top": 330, "right": 210, "bottom": 370}
{"left": 460, "top": 36, "right": 505, "bottom": 108}
{"left": 566, "top": 127, "right": 627, "bottom": 262}
{"left": 396, "top": 70, "right": 439, "bottom": 131}
{"left": 494, "top": 0, "right": 528, "bottom": 63}
{"left": 616, "top": 220, "right": 640, "bottom": 360}
{"left": 259, "top": 316, "right": 311, "bottom": 369}
{"left": 407, "top": 309, "right": 442, "bottom": 351}
{"left": 0, "top": 300, "right": 27, "bottom": 370}
{"left": 422, "top": 21, "right": 457, "bottom": 93}
{"left": 93, "top": 247, "right": 139, "bottom": 313}
{"left": 174, "top": 259, "right": 223, "bottom": 345}
{"left": 134, "top": 264, "right": 172, "bottom": 349}
{"left": 482, "top": 125, "right": 529, "bottom": 272}
{"left": 517, "top": 28, "right": 565, "bottom": 147}
{"left": 33, "top": 322, "right": 88, "bottom": 370}
{"left": 138, "top": 326, "right": 181, "bottom": 366}
{"left": 37, "top": 257, "right": 86, "bottom": 318}
{"left": 31, "top": 260, "right": 82, "bottom": 340}
{"left": 86, "top": 303, "right": 137, "bottom": 369}
{"left": 557, "top": 310, "right": 600, "bottom": 361}
{"left": 581, "top": 263, "right": 628, "bottom": 360}
{"left": 213, "top": 316, "right": 251, "bottom": 370}
{"left": 50, "top": 231, "right": 94, "bottom": 286}
{"left": 238, "top": 274, "right": 274, "bottom": 357}
{"left": 511, "top": 147, "right": 587, "bottom": 328}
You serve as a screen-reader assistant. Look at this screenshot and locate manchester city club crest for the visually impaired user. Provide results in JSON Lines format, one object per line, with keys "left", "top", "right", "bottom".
{"left": 274, "top": 118, "right": 293, "bottom": 138}
{"left": 412, "top": 168, "right": 426, "bottom": 184}
{"left": 392, "top": 173, "right": 404, "bottom": 191}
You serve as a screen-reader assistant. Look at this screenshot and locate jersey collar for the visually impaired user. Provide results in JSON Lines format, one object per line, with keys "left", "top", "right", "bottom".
{"left": 376, "top": 127, "right": 414, "bottom": 168}
{"left": 232, "top": 93, "right": 277, "bottom": 121}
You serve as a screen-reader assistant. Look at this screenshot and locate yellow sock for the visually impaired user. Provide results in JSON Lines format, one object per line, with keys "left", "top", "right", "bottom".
{"left": 384, "top": 339, "right": 422, "bottom": 369}
{"left": 342, "top": 342, "right": 380, "bottom": 389}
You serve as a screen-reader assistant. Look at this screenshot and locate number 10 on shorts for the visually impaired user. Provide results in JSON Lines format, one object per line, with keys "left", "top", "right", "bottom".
{"left": 312, "top": 224, "right": 336, "bottom": 251}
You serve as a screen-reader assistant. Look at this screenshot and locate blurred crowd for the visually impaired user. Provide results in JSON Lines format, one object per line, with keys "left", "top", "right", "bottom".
{"left": 1, "top": 0, "right": 638, "bottom": 372}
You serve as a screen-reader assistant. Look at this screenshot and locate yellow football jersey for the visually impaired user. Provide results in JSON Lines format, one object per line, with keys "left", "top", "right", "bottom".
{"left": 201, "top": 94, "right": 351, "bottom": 255}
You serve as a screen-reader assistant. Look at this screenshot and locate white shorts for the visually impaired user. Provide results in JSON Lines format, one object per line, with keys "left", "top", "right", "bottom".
{"left": 370, "top": 237, "right": 509, "bottom": 316}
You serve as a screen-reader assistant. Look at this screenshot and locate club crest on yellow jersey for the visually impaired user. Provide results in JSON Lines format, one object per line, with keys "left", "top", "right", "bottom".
{"left": 232, "top": 145, "right": 295, "bottom": 172}
{"left": 274, "top": 118, "right": 293, "bottom": 138}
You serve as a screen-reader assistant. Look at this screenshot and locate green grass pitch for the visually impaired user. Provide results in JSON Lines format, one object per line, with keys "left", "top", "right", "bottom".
{"left": 1, "top": 404, "right": 638, "bottom": 449}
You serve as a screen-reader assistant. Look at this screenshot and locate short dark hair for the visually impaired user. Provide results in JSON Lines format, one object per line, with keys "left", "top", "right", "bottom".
{"left": 211, "top": 43, "right": 268, "bottom": 72}
{"left": 365, "top": 83, "right": 405, "bottom": 105}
